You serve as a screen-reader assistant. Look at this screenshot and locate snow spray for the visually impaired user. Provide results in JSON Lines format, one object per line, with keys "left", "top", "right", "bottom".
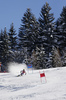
{"left": 8, "top": 62, "right": 27, "bottom": 76}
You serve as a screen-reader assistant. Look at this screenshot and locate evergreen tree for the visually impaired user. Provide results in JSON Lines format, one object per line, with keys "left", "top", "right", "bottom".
{"left": 31, "top": 49, "right": 37, "bottom": 68}
{"left": 8, "top": 23, "right": 17, "bottom": 51}
{"left": 54, "top": 6, "right": 66, "bottom": 68}
{"left": 52, "top": 47, "right": 62, "bottom": 67}
{"left": 60, "top": 6, "right": 66, "bottom": 49}
{"left": 55, "top": 6, "right": 66, "bottom": 50}
{"left": 31, "top": 45, "right": 46, "bottom": 69}
{"left": 0, "top": 30, "right": 4, "bottom": 63}
{"left": 1, "top": 27, "right": 10, "bottom": 69}
{"left": 38, "top": 2, "right": 55, "bottom": 53}
{"left": 18, "top": 8, "right": 39, "bottom": 56}
{"left": 8, "top": 23, "right": 17, "bottom": 62}
{"left": 60, "top": 6, "right": 66, "bottom": 33}
{"left": 38, "top": 2, "right": 55, "bottom": 68}
{"left": 62, "top": 50, "right": 66, "bottom": 66}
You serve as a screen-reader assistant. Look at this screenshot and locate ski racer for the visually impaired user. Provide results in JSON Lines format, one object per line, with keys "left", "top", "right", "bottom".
{"left": 20, "top": 69, "right": 26, "bottom": 76}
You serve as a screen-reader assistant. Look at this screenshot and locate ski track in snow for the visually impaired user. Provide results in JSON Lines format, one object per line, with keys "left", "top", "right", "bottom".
{"left": 0, "top": 67, "right": 66, "bottom": 100}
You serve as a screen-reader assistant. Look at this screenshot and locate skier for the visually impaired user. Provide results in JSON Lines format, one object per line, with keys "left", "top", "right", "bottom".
{"left": 17, "top": 69, "right": 26, "bottom": 77}
{"left": 20, "top": 69, "right": 26, "bottom": 76}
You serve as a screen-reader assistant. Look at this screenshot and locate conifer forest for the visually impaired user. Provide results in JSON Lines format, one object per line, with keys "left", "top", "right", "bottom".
{"left": 0, "top": 2, "right": 66, "bottom": 71}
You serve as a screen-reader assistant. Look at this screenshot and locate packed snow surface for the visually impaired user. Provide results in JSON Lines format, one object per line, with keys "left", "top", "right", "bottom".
{"left": 0, "top": 63, "right": 66, "bottom": 100}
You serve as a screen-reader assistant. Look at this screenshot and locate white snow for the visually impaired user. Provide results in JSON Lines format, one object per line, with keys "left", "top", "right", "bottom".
{"left": 0, "top": 63, "right": 66, "bottom": 100}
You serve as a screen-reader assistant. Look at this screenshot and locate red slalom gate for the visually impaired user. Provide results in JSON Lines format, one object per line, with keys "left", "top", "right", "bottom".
{"left": 40, "top": 73, "right": 45, "bottom": 77}
{"left": 39, "top": 71, "right": 47, "bottom": 83}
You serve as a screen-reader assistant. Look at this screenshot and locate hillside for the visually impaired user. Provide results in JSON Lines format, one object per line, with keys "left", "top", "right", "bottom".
{"left": 0, "top": 65, "right": 66, "bottom": 100}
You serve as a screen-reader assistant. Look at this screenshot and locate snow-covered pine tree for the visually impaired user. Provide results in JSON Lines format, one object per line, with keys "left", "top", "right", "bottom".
{"left": 8, "top": 23, "right": 17, "bottom": 51}
{"left": 31, "top": 45, "right": 46, "bottom": 69}
{"left": 8, "top": 23, "right": 17, "bottom": 62}
{"left": 31, "top": 49, "right": 37, "bottom": 68}
{"left": 60, "top": 6, "right": 66, "bottom": 41}
{"left": 62, "top": 50, "right": 66, "bottom": 66}
{"left": 1, "top": 27, "right": 10, "bottom": 68}
{"left": 52, "top": 47, "right": 62, "bottom": 67}
{"left": 55, "top": 6, "right": 66, "bottom": 50}
{"left": 54, "top": 6, "right": 66, "bottom": 67}
{"left": 0, "top": 30, "right": 4, "bottom": 63}
{"left": 18, "top": 8, "right": 39, "bottom": 57}
{"left": 38, "top": 2, "right": 55, "bottom": 53}
{"left": 38, "top": 2, "right": 55, "bottom": 68}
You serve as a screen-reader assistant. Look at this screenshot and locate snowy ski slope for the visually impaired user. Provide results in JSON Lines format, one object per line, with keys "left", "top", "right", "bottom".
{"left": 0, "top": 64, "right": 66, "bottom": 100}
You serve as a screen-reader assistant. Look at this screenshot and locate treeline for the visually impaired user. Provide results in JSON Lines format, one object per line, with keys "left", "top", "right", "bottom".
{"left": 0, "top": 2, "right": 66, "bottom": 71}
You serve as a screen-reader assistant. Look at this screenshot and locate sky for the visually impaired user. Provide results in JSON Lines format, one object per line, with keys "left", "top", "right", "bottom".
{"left": 0, "top": 0, "right": 66, "bottom": 33}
